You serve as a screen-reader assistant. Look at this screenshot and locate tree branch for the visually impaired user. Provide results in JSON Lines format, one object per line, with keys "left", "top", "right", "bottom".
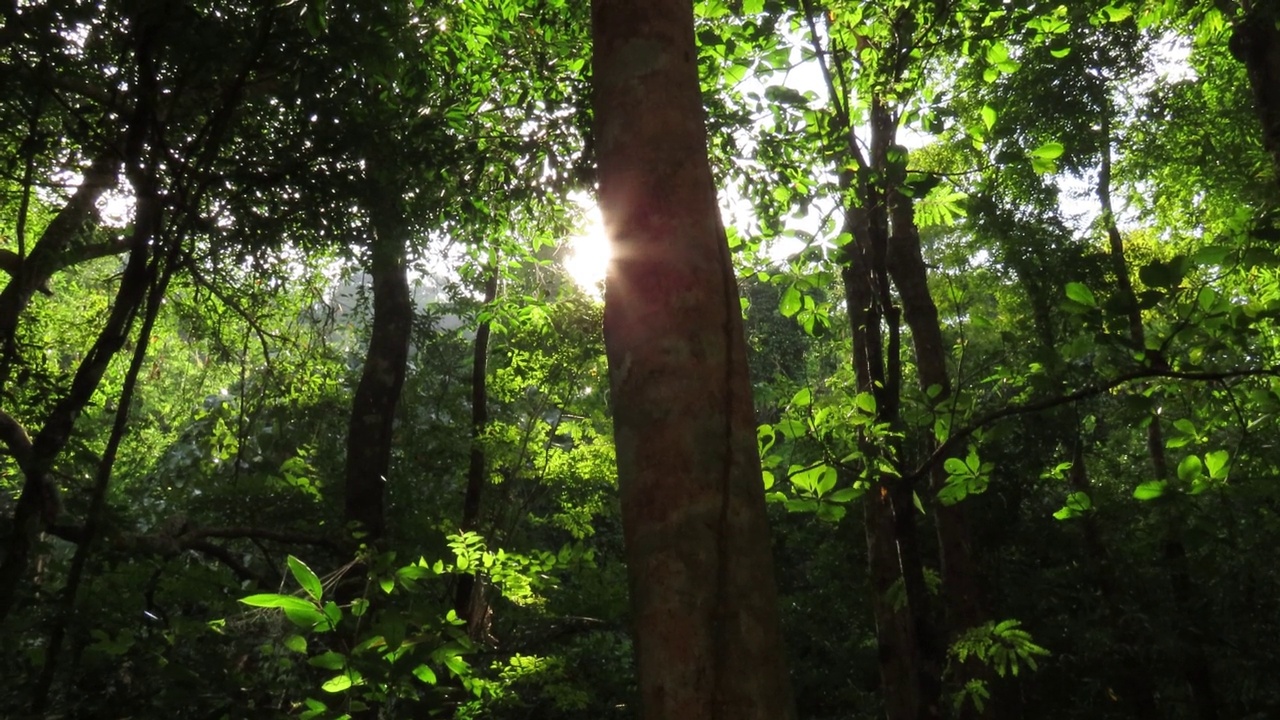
{"left": 905, "top": 367, "right": 1280, "bottom": 482}
{"left": 0, "top": 409, "right": 32, "bottom": 464}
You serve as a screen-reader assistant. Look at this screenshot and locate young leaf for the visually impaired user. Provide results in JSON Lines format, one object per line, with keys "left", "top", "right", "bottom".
{"left": 1064, "top": 282, "right": 1097, "bottom": 307}
{"left": 1133, "top": 480, "right": 1166, "bottom": 500}
{"left": 790, "top": 387, "right": 812, "bottom": 408}
{"left": 1177, "top": 455, "right": 1203, "bottom": 482}
{"left": 288, "top": 555, "right": 324, "bottom": 603}
{"left": 1029, "top": 141, "right": 1064, "bottom": 159}
{"left": 321, "top": 674, "right": 354, "bottom": 693}
{"left": 1204, "top": 450, "right": 1230, "bottom": 480}
{"left": 981, "top": 105, "right": 997, "bottom": 130}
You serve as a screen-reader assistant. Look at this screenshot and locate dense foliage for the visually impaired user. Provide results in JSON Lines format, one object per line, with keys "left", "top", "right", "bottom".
{"left": 1, "top": 0, "right": 1278, "bottom": 718}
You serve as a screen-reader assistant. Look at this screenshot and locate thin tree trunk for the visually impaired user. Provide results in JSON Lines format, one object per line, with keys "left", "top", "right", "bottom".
{"left": 1099, "top": 108, "right": 1218, "bottom": 720}
{"left": 0, "top": 26, "right": 162, "bottom": 618}
{"left": 1009, "top": 245, "right": 1162, "bottom": 717}
{"left": 342, "top": 205, "right": 413, "bottom": 543}
{"left": 31, "top": 247, "right": 175, "bottom": 712}
{"left": 454, "top": 259, "right": 498, "bottom": 640}
{"left": 886, "top": 182, "right": 995, "bottom": 720}
{"left": 0, "top": 191, "right": 159, "bottom": 622}
{"left": 592, "top": 1, "right": 796, "bottom": 717}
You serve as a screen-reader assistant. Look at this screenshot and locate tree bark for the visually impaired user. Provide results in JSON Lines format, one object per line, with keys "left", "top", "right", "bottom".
{"left": 592, "top": 2, "right": 796, "bottom": 718}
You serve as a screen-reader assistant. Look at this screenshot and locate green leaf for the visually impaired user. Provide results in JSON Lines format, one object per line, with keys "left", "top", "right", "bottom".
{"left": 938, "top": 482, "right": 968, "bottom": 506}
{"left": 309, "top": 651, "right": 347, "bottom": 670}
{"left": 1191, "top": 245, "right": 1231, "bottom": 266}
{"left": 985, "top": 41, "right": 1009, "bottom": 64}
{"left": 1030, "top": 156, "right": 1057, "bottom": 174}
{"left": 791, "top": 464, "right": 833, "bottom": 493}
{"left": 981, "top": 105, "right": 996, "bottom": 130}
{"left": 780, "top": 285, "right": 802, "bottom": 317}
{"left": 764, "top": 85, "right": 809, "bottom": 107}
{"left": 241, "top": 594, "right": 319, "bottom": 613}
{"left": 1204, "top": 450, "right": 1230, "bottom": 480}
{"left": 1133, "top": 480, "right": 1166, "bottom": 500}
{"left": 413, "top": 664, "right": 438, "bottom": 685}
{"left": 1029, "top": 141, "right": 1064, "bottom": 160}
{"left": 380, "top": 576, "right": 395, "bottom": 594}
{"left": 321, "top": 673, "right": 355, "bottom": 693}
{"left": 1064, "top": 282, "right": 1096, "bottom": 307}
{"left": 855, "top": 392, "right": 876, "bottom": 414}
{"left": 790, "top": 387, "right": 812, "bottom": 408}
{"left": 816, "top": 503, "right": 847, "bottom": 522}
{"left": 284, "top": 634, "right": 308, "bottom": 654}
{"left": 827, "top": 486, "right": 864, "bottom": 503}
{"left": 816, "top": 466, "right": 837, "bottom": 496}
{"left": 1102, "top": 4, "right": 1132, "bottom": 22}
{"left": 288, "top": 556, "right": 324, "bottom": 603}
{"left": 1177, "top": 455, "right": 1203, "bottom": 482}
{"left": 444, "top": 654, "right": 470, "bottom": 676}
{"left": 944, "top": 457, "right": 969, "bottom": 476}
{"left": 786, "top": 497, "right": 820, "bottom": 513}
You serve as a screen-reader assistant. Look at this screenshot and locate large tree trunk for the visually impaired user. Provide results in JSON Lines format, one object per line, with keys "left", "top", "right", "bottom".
{"left": 591, "top": 2, "right": 796, "bottom": 718}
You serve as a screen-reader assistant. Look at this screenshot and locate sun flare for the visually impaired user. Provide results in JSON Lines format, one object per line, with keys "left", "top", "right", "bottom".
{"left": 564, "top": 200, "right": 611, "bottom": 294}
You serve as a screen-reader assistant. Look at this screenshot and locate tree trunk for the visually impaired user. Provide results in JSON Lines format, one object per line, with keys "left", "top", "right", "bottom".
{"left": 886, "top": 183, "right": 995, "bottom": 720}
{"left": 1230, "top": 3, "right": 1280, "bottom": 186}
{"left": 31, "top": 248, "right": 176, "bottom": 712}
{"left": 592, "top": 2, "right": 796, "bottom": 718}
{"left": 0, "top": 150, "right": 119, "bottom": 346}
{"left": 0, "top": 192, "right": 160, "bottom": 622}
{"left": 455, "top": 259, "right": 498, "bottom": 640}
{"left": 1099, "top": 108, "right": 1218, "bottom": 720}
{"left": 342, "top": 203, "right": 413, "bottom": 543}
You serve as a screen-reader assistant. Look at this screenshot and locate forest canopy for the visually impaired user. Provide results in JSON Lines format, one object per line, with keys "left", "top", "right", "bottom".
{"left": 1, "top": 0, "right": 1279, "bottom": 718}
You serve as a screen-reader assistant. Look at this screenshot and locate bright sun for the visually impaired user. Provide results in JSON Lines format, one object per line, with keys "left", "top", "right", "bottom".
{"left": 564, "top": 199, "right": 611, "bottom": 294}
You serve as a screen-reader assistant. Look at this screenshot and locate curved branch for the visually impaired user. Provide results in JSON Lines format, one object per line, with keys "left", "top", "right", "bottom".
{"left": 0, "top": 410, "right": 32, "bottom": 465}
